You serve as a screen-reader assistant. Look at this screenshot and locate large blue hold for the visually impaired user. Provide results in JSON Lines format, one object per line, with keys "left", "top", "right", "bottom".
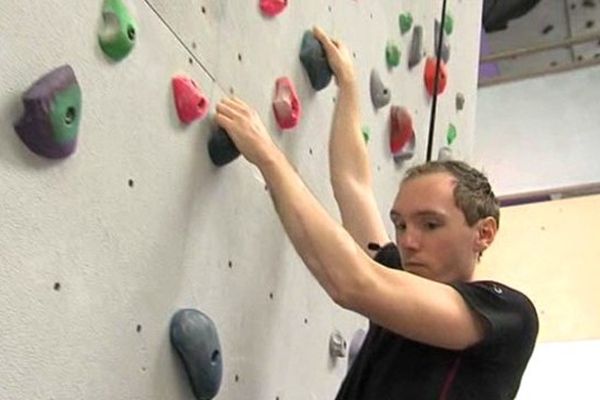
{"left": 170, "top": 309, "right": 223, "bottom": 400}
{"left": 299, "top": 30, "right": 333, "bottom": 91}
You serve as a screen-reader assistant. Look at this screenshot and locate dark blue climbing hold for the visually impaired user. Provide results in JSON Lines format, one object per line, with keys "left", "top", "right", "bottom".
{"left": 170, "top": 309, "right": 223, "bottom": 400}
{"left": 208, "top": 127, "right": 240, "bottom": 166}
{"left": 299, "top": 30, "right": 333, "bottom": 91}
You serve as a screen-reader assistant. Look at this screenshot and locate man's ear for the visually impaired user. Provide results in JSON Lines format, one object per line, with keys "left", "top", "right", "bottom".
{"left": 475, "top": 216, "right": 497, "bottom": 254}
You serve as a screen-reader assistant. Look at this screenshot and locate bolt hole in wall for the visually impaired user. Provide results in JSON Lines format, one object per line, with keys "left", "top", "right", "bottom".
{"left": 53, "top": 282, "right": 61, "bottom": 291}
{"left": 477, "top": 3, "right": 600, "bottom": 396}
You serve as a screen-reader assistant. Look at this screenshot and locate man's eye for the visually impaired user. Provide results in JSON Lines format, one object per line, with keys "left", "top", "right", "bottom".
{"left": 395, "top": 222, "right": 407, "bottom": 231}
{"left": 424, "top": 221, "right": 440, "bottom": 230}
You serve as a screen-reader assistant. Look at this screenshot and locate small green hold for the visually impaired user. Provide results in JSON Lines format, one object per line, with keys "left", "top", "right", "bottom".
{"left": 444, "top": 13, "right": 454, "bottom": 36}
{"left": 385, "top": 42, "right": 401, "bottom": 68}
{"left": 98, "top": 0, "right": 138, "bottom": 61}
{"left": 447, "top": 123, "right": 457, "bottom": 145}
{"left": 362, "top": 126, "right": 371, "bottom": 143}
{"left": 399, "top": 12, "right": 413, "bottom": 34}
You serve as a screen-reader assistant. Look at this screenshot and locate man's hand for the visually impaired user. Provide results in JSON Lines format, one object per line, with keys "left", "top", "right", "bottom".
{"left": 215, "top": 97, "right": 279, "bottom": 168}
{"left": 312, "top": 26, "right": 356, "bottom": 88}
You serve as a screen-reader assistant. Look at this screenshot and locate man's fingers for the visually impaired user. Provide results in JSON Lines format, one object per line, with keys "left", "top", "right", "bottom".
{"left": 216, "top": 100, "right": 239, "bottom": 119}
{"left": 313, "top": 26, "right": 336, "bottom": 52}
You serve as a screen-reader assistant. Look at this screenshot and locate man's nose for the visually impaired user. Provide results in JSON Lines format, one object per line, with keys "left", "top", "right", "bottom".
{"left": 398, "top": 227, "right": 420, "bottom": 251}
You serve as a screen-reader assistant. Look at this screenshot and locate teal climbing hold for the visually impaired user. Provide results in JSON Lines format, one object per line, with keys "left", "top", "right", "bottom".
{"left": 447, "top": 123, "right": 457, "bottom": 145}
{"left": 98, "top": 0, "right": 137, "bottom": 61}
{"left": 170, "top": 309, "right": 223, "bottom": 400}
{"left": 399, "top": 12, "right": 413, "bottom": 34}
{"left": 385, "top": 42, "right": 401, "bottom": 68}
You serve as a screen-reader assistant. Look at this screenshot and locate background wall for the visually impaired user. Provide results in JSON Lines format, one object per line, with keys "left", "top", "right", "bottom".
{"left": 0, "top": 1, "right": 483, "bottom": 399}
{"left": 473, "top": 65, "right": 600, "bottom": 196}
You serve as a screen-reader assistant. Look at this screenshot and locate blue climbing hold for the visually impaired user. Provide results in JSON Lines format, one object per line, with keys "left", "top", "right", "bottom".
{"left": 170, "top": 309, "right": 223, "bottom": 400}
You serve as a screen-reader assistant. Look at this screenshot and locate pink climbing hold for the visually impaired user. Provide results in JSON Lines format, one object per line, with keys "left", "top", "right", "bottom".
{"left": 424, "top": 57, "right": 448, "bottom": 97}
{"left": 172, "top": 75, "right": 210, "bottom": 124}
{"left": 272, "top": 77, "right": 301, "bottom": 130}
{"left": 389, "top": 106, "right": 415, "bottom": 159}
{"left": 260, "top": 0, "right": 287, "bottom": 17}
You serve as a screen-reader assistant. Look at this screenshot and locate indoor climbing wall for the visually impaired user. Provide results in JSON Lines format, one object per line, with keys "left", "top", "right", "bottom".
{"left": 0, "top": 1, "right": 483, "bottom": 399}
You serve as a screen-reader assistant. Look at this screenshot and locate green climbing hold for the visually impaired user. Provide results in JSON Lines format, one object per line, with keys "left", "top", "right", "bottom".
{"left": 385, "top": 42, "right": 401, "bottom": 68}
{"left": 444, "top": 13, "right": 454, "bottom": 36}
{"left": 447, "top": 123, "right": 457, "bottom": 145}
{"left": 98, "top": 0, "right": 137, "bottom": 61}
{"left": 362, "top": 126, "right": 370, "bottom": 143}
{"left": 399, "top": 13, "right": 413, "bottom": 34}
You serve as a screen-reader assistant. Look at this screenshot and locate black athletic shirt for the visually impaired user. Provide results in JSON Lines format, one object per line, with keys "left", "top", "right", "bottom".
{"left": 335, "top": 243, "right": 538, "bottom": 400}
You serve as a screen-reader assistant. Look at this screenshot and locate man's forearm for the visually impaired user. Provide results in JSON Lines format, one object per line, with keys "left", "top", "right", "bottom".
{"left": 258, "top": 151, "right": 371, "bottom": 304}
{"left": 329, "top": 82, "right": 372, "bottom": 186}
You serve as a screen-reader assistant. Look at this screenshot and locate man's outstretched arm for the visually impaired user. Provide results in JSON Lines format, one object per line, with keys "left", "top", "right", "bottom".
{"left": 313, "top": 27, "right": 389, "bottom": 253}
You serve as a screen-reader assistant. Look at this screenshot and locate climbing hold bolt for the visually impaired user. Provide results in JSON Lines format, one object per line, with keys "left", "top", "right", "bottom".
{"left": 370, "top": 69, "right": 391, "bottom": 110}
{"left": 272, "top": 77, "right": 301, "bottom": 130}
{"left": 208, "top": 127, "right": 240, "bottom": 166}
{"left": 172, "top": 75, "right": 210, "bottom": 124}
{"left": 13, "top": 65, "right": 82, "bottom": 159}
{"left": 98, "top": 0, "right": 138, "bottom": 61}
{"left": 299, "top": 30, "right": 333, "bottom": 91}
{"left": 170, "top": 309, "right": 223, "bottom": 400}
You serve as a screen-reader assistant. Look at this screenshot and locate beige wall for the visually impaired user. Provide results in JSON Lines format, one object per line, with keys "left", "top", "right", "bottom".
{"left": 476, "top": 194, "right": 600, "bottom": 342}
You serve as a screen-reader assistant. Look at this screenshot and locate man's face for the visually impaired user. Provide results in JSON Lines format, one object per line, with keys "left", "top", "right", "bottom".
{"left": 390, "top": 172, "right": 480, "bottom": 282}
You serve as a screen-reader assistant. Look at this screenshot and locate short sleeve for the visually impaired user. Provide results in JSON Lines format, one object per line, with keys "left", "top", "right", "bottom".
{"left": 450, "top": 281, "right": 539, "bottom": 363}
{"left": 372, "top": 242, "right": 403, "bottom": 270}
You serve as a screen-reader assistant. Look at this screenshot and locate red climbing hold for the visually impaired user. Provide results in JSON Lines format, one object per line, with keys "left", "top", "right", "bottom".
{"left": 389, "top": 106, "right": 415, "bottom": 160}
{"left": 172, "top": 75, "right": 210, "bottom": 124}
{"left": 272, "top": 77, "right": 301, "bottom": 130}
{"left": 424, "top": 57, "right": 448, "bottom": 96}
{"left": 260, "top": 0, "right": 287, "bottom": 17}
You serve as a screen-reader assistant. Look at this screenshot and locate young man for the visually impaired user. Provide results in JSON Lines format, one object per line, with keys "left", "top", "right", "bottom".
{"left": 215, "top": 27, "right": 538, "bottom": 400}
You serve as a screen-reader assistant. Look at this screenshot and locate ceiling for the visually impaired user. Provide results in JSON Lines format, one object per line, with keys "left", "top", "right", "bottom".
{"left": 479, "top": 0, "right": 600, "bottom": 86}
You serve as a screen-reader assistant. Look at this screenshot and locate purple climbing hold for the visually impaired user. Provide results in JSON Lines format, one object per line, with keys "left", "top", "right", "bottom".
{"left": 14, "top": 65, "right": 82, "bottom": 159}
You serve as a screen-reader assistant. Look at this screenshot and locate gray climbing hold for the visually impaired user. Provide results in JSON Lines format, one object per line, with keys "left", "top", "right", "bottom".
{"left": 455, "top": 92, "right": 465, "bottom": 111}
{"left": 329, "top": 330, "right": 347, "bottom": 358}
{"left": 369, "top": 69, "right": 391, "bottom": 110}
{"left": 435, "top": 20, "right": 451, "bottom": 63}
{"left": 348, "top": 328, "right": 367, "bottom": 370}
{"left": 438, "top": 146, "right": 453, "bottom": 161}
{"left": 170, "top": 309, "right": 223, "bottom": 400}
{"left": 299, "top": 30, "right": 333, "bottom": 91}
{"left": 408, "top": 25, "right": 423, "bottom": 69}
